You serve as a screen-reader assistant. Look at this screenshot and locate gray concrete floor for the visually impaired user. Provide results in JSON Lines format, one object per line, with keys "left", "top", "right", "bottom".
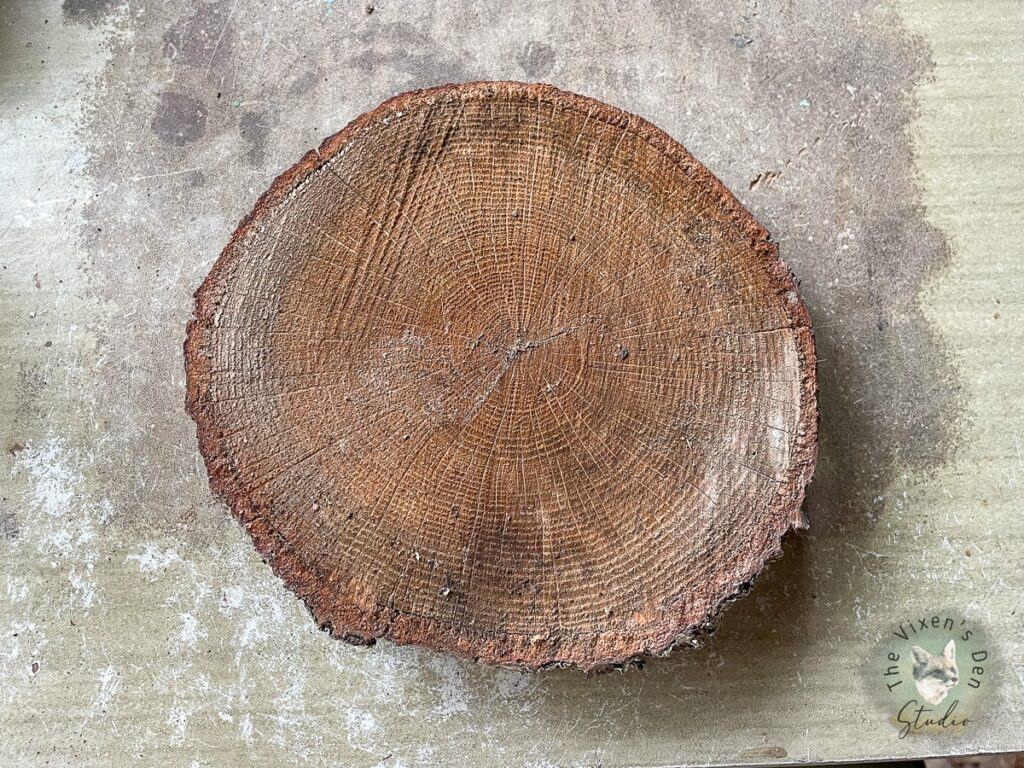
{"left": 1, "top": 0, "right": 1022, "bottom": 765}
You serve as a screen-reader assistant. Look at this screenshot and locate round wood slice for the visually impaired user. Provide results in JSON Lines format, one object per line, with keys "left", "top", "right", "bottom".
{"left": 185, "top": 82, "right": 817, "bottom": 671}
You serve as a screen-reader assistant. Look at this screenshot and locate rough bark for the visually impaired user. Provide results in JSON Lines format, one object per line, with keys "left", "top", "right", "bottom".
{"left": 184, "top": 81, "right": 818, "bottom": 672}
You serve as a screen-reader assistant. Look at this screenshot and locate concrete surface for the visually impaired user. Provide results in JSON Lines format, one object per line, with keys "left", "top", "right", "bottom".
{"left": 0, "top": 0, "right": 1021, "bottom": 765}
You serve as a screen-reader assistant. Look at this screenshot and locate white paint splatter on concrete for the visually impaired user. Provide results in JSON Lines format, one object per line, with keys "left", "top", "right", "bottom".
{"left": 177, "top": 612, "right": 206, "bottom": 650}
{"left": 126, "top": 543, "right": 181, "bottom": 574}
{"left": 343, "top": 706, "right": 381, "bottom": 751}
{"left": 91, "top": 665, "right": 120, "bottom": 716}
{"left": 427, "top": 655, "right": 472, "bottom": 718}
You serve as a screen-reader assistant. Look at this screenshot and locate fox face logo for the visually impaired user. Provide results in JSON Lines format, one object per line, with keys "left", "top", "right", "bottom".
{"left": 911, "top": 639, "right": 959, "bottom": 705}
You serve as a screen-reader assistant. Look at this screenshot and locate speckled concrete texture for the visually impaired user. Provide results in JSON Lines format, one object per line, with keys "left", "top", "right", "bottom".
{"left": 1, "top": 0, "right": 1021, "bottom": 765}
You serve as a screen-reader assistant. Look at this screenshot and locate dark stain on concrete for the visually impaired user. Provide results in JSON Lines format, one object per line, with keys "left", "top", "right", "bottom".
{"left": 517, "top": 41, "right": 556, "bottom": 79}
{"left": 348, "top": 21, "right": 471, "bottom": 88}
{"left": 289, "top": 69, "right": 321, "bottom": 97}
{"left": 75, "top": 1, "right": 961, "bottom": 583}
{"left": 239, "top": 109, "right": 273, "bottom": 166}
{"left": 0, "top": 510, "right": 18, "bottom": 542}
{"left": 62, "top": 0, "right": 117, "bottom": 25}
{"left": 152, "top": 91, "right": 207, "bottom": 146}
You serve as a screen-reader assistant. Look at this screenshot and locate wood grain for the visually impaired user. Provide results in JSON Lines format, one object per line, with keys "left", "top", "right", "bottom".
{"left": 184, "top": 82, "right": 817, "bottom": 671}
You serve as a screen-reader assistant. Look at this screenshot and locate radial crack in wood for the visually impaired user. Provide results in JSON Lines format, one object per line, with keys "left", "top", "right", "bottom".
{"left": 184, "top": 81, "right": 818, "bottom": 672}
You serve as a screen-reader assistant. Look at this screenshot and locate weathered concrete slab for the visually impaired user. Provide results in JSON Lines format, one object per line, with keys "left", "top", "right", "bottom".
{"left": 1, "top": 0, "right": 1021, "bottom": 765}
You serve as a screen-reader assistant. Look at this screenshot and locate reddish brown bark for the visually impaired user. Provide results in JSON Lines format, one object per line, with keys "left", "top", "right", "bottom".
{"left": 185, "top": 82, "right": 817, "bottom": 671}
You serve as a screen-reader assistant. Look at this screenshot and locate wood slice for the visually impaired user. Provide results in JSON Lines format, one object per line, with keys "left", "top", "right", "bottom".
{"left": 185, "top": 82, "right": 817, "bottom": 671}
